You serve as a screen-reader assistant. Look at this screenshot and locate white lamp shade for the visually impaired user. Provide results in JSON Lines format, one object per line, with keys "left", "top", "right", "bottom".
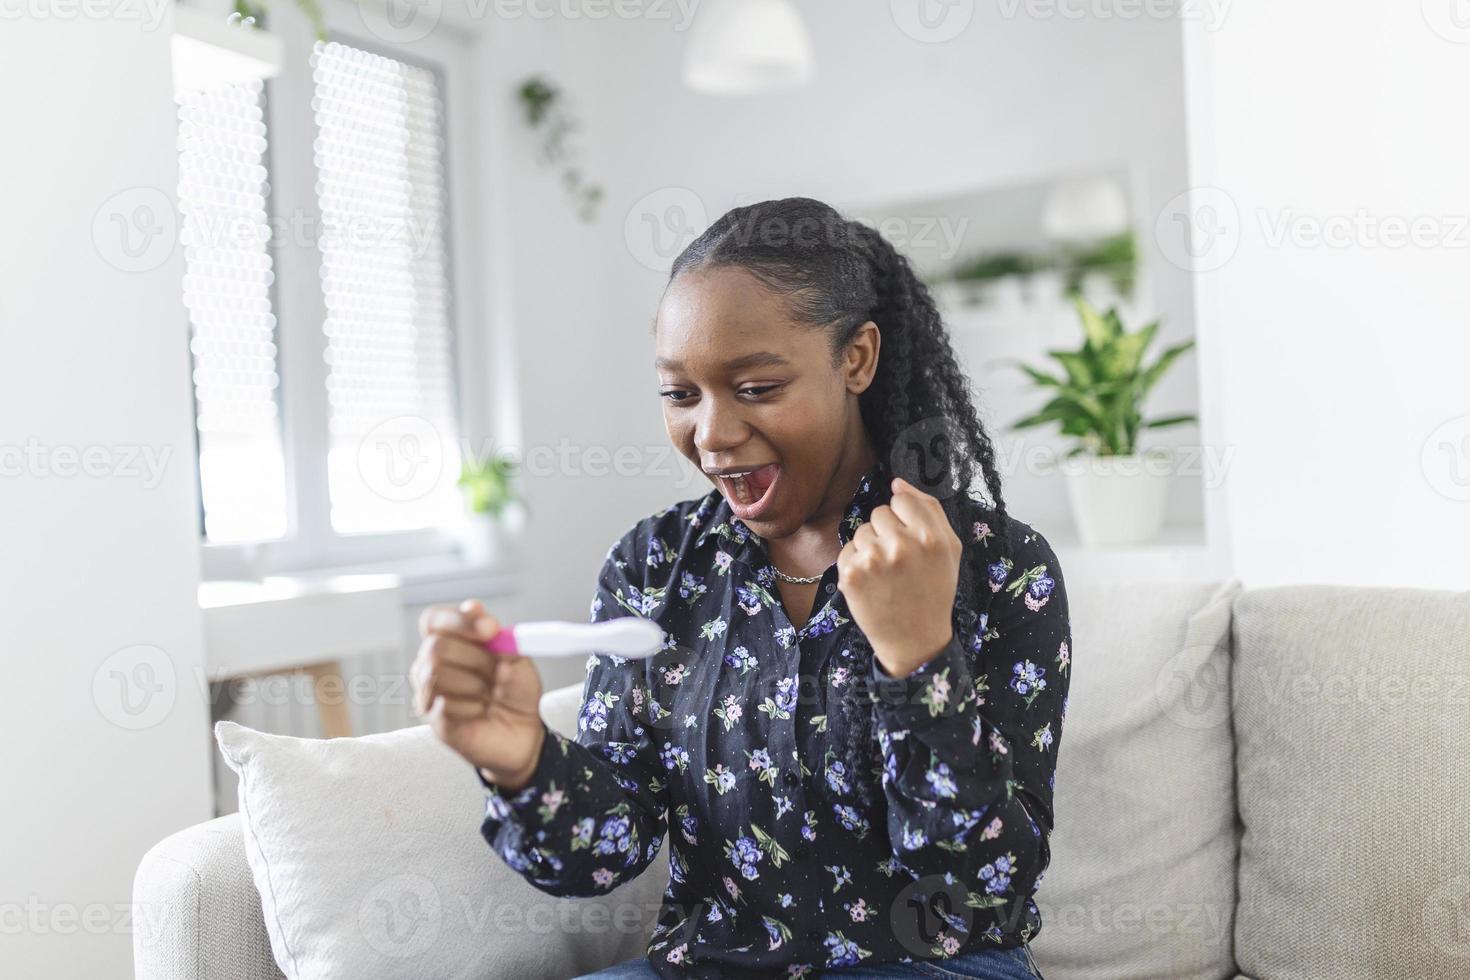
{"left": 683, "top": 0, "right": 815, "bottom": 96}
{"left": 1041, "top": 175, "right": 1131, "bottom": 242}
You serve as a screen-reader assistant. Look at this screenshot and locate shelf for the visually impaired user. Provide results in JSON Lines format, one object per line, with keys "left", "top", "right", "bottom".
{"left": 171, "top": 4, "right": 284, "bottom": 97}
{"left": 1048, "top": 523, "right": 1229, "bottom": 583}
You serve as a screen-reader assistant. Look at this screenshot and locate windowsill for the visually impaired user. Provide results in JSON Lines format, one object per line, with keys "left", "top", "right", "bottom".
{"left": 198, "top": 553, "right": 524, "bottom": 677}
{"left": 200, "top": 552, "right": 524, "bottom": 609}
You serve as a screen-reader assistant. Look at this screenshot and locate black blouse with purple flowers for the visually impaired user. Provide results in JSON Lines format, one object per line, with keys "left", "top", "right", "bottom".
{"left": 478, "top": 460, "right": 1072, "bottom": 979}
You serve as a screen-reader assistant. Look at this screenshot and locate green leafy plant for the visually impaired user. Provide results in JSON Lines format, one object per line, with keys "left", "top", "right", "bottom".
{"left": 1057, "top": 232, "right": 1135, "bottom": 297}
{"left": 1007, "top": 296, "right": 1197, "bottom": 457}
{"left": 518, "top": 75, "right": 604, "bottom": 223}
{"left": 931, "top": 233, "right": 1138, "bottom": 301}
{"left": 457, "top": 454, "right": 520, "bottom": 518}
{"left": 231, "top": 0, "right": 326, "bottom": 42}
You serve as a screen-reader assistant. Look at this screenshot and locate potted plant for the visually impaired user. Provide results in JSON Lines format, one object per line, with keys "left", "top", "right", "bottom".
{"left": 455, "top": 453, "right": 523, "bottom": 566}
{"left": 1006, "top": 296, "right": 1197, "bottom": 546}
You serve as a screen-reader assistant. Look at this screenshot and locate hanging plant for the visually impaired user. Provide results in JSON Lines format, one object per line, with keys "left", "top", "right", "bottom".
{"left": 518, "top": 75, "right": 604, "bottom": 223}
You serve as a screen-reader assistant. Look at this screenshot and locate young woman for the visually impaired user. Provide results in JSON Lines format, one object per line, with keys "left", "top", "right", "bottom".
{"left": 412, "top": 198, "right": 1070, "bottom": 979}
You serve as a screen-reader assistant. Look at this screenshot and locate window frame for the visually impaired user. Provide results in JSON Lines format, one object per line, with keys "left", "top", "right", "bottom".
{"left": 199, "top": 19, "right": 484, "bottom": 581}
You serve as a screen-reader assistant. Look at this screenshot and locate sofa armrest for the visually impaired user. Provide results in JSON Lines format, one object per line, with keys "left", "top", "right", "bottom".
{"left": 133, "top": 814, "right": 284, "bottom": 980}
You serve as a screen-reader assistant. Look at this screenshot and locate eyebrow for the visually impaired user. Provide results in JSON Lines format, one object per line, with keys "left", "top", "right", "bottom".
{"left": 655, "top": 351, "right": 792, "bottom": 373}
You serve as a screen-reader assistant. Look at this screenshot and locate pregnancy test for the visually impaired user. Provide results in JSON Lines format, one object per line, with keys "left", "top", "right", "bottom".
{"left": 484, "top": 618, "right": 665, "bottom": 660}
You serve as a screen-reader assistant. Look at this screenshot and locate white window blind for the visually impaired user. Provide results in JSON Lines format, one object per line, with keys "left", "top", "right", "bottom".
{"left": 311, "top": 41, "right": 461, "bottom": 535}
{"left": 177, "top": 78, "right": 290, "bottom": 544}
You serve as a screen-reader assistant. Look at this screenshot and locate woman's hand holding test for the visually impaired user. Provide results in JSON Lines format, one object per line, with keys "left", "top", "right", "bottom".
{"left": 410, "top": 599, "right": 545, "bottom": 791}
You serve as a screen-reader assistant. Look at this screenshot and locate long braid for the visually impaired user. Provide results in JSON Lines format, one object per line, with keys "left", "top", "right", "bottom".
{"left": 668, "top": 198, "right": 1015, "bottom": 809}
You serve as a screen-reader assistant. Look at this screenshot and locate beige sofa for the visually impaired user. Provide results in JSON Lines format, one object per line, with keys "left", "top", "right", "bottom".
{"left": 134, "top": 579, "right": 1470, "bottom": 979}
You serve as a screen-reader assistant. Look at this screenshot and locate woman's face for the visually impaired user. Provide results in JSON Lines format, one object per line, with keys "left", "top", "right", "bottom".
{"left": 654, "top": 265, "right": 878, "bottom": 540}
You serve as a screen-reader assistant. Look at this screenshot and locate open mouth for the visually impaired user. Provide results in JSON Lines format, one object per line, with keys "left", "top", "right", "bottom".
{"left": 712, "top": 463, "right": 781, "bottom": 519}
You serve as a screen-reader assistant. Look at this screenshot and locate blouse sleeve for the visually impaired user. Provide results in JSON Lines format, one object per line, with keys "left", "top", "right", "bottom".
{"left": 477, "top": 528, "right": 670, "bottom": 897}
{"left": 866, "top": 524, "right": 1071, "bottom": 922}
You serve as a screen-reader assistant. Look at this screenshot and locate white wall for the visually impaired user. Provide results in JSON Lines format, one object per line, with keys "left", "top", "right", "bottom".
{"left": 0, "top": 8, "right": 215, "bottom": 978}
{"left": 1181, "top": 3, "right": 1470, "bottom": 589}
{"left": 480, "top": 2, "right": 1201, "bottom": 638}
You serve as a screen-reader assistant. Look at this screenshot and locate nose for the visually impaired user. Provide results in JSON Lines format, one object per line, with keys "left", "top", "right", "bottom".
{"left": 692, "top": 395, "right": 748, "bottom": 458}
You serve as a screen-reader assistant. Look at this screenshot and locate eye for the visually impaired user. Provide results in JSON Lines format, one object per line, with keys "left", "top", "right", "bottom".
{"left": 660, "top": 389, "right": 695, "bottom": 403}
{"left": 738, "top": 384, "right": 781, "bottom": 400}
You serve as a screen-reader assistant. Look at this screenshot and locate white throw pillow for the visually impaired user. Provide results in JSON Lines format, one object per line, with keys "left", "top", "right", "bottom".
{"left": 214, "top": 719, "right": 666, "bottom": 980}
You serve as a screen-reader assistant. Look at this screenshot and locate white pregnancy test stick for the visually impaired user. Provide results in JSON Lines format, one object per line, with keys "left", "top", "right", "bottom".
{"left": 484, "top": 618, "right": 665, "bottom": 659}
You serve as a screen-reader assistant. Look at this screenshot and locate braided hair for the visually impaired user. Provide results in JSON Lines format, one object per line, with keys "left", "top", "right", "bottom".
{"left": 667, "top": 197, "right": 1014, "bottom": 807}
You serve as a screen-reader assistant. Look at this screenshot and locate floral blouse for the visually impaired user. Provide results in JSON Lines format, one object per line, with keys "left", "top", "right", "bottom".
{"left": 479, "top": 460, "right": 1071, "bottom": 978}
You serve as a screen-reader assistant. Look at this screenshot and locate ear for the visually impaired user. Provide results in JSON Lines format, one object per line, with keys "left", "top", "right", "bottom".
{"left": 842, "top": 321, "right": 880, "bottom": 395}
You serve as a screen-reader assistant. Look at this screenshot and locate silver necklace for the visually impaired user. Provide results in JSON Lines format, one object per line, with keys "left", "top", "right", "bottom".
{"left": 771, "top": 564, "right": 826, "bottom": 585}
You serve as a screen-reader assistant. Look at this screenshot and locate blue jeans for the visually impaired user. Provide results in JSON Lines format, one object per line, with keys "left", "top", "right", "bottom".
{"left": 576, "top": 944, "right": 1043, "bottom": 979}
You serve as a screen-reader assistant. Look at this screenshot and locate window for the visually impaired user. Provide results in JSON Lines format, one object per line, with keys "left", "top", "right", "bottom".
{"left": 176, "top": 78, "right": 290, "bottom": 544}
{"left": 312, "top": 42, "right": 461, "bottom": 535}
{"left": 177, "top": 35, "right": 467, "bottom": 573}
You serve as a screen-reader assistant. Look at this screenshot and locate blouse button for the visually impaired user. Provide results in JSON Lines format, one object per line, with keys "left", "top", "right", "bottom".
{"left": 824, "top": 583, "right": 835, "bottom": 593}
{"left": 805, "top": 927, "right": 822, "bottom": 944}
{"left": 782, "top": 771, "right": 799, "bottom": 787}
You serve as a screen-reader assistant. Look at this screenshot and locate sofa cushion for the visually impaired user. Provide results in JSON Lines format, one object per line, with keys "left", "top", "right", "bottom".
{"left": 215, "top": 714, "right": 667, "bottom": 980}
{"left": 1031, "top": 578, "right": 1242, "bottom": 980}
{"left": 1231, "top": 585, "right": 1470, "bottom": 980}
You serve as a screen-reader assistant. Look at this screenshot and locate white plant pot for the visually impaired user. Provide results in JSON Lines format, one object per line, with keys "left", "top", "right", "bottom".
{"left": 1061, "top": 450, "right": 1171, "bottom": 546}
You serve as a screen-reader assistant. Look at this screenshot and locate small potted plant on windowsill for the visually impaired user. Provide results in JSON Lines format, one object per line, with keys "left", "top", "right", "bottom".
{"left": 1005, "top": 295, "right": 1197, "bottom": 546}
{"left": 455, "top": 453, "right": 524, "bottom": 567}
